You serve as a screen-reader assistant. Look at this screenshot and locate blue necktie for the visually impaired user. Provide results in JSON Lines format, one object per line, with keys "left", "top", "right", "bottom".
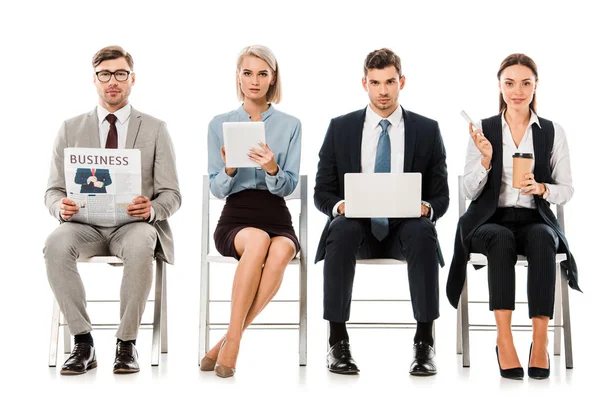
{"left": 371, "top": 119, "right": 391, "bottom": 241}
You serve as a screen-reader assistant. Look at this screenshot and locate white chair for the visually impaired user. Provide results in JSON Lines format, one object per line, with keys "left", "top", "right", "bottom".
{"left": 48, "top": 256, "right": 167, "bottom": 367}
{"left": 455, "top": 175, "right": 573, "bottom": 368}
{"left": 198, "top": 175, "right": 308, "bottom": 366}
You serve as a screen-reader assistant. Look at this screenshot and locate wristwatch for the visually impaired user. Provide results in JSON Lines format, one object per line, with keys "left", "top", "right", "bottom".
{"left": 421, "top": 201, "right": 432, "bottom": 218}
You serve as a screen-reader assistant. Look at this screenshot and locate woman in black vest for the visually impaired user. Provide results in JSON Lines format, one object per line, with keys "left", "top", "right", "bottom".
{"left": 447, "top": 54, "right": 579, "bottom": 380}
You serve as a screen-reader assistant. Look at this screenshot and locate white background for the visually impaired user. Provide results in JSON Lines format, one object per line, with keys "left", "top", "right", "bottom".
{"left": 1, "top": 0, "right": 598, "bottom": 398}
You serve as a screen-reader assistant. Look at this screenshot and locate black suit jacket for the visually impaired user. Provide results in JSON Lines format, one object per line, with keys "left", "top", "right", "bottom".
{"left": 314, "top": 107, "right": 449, "bottom": 263}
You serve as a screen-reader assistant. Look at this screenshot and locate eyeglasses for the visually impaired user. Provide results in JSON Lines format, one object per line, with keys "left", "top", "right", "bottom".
{"left": 95, "top": 70, "right": 132, "bottom": 83}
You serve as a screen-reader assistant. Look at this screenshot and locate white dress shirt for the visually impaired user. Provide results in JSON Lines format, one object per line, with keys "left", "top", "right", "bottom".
{"left": 463, "top": 112, "right": 574, "bottom": 207}
{"left": 97, "top": 104, "right": 131, "bottom": 149}
{"left": 96, "top": 103, "right": 155, "bottom": 221}
{"left": 361, "top": 104, "right": 405, "bottom": 173}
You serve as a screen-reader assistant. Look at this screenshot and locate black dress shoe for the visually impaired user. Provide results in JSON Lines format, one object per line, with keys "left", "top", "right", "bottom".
{"left": 61, "top": 342, "right": 97, "bottom": 375}
{"left": 409, "top": 341, "right": 437, "bottom": 376}
{"left": 495, "top": 346, "right": 524, "bottom": 379}
{"left": 113, "top": 341, "right": 140, "bottom": 374}
{"left": 528, "top": 343, "right": 550, "bottom": 379}
{"left": 327, "top": 339, "right": 359, "bottom": 374}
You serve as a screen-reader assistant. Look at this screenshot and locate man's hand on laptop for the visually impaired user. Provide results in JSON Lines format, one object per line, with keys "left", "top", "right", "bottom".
{"left": 337, "top": 202, "right": 345, "bottom": 215}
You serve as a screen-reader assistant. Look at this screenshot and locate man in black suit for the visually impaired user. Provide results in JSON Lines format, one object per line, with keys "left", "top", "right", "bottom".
{"left": 314, "top": 48, "right": 449, "bottom": 376}
{"left": 75, "top": 168, "right": 112, "bottom": 193}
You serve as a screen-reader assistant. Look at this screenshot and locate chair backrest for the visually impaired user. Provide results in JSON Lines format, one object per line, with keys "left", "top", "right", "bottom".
{"left": 457, "top": 175, "right": 565, "bottom": 230}
{"left": 201, "top": 175, "right": 308, "bottom": 260}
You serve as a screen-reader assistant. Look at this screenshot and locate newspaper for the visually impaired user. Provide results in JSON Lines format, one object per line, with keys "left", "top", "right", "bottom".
{"left": 64, "top": 148, "right": 142, "bottom": 227}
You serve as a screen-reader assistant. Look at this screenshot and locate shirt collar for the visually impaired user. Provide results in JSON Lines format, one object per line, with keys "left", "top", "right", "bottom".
{"left": 365, "top": 104, "right": 404, "bottom": 131}
{"left": 97, "top": 103, "right": 132, "bottom": 125}
{"left": 237, "top": 104, "right": 275, "bottom": 121}
{"left": 501, "top": 110, "right": 540, "bottom": 129}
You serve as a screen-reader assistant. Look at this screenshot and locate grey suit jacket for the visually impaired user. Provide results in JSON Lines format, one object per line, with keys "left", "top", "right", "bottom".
{"left": 45, "top": 107, "right": 182, "bottom": 264}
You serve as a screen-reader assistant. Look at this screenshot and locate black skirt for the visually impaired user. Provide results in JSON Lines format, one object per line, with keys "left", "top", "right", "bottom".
{"left": 214, "top": 189, "right": 300, "bottom": 260}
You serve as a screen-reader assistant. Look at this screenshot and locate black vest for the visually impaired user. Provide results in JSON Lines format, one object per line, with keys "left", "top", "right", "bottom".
{"left": 446, "top": 114, "right": 580, "bottom": 308}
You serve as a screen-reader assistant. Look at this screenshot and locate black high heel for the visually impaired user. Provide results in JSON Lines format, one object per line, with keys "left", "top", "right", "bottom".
{"left": 495, "top": 346, "right": 524, "bottom": 379}
{"left": 528, "top": 342, "right": 550, "bottom": 379}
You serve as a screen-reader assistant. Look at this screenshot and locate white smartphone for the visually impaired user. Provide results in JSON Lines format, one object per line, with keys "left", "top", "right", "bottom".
{"left": 460, "top": 110, "right": 483, "bottom": 135}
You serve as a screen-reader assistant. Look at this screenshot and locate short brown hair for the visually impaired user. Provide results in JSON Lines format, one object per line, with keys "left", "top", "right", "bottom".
{"left": 363, "top": 48, "right": 402, "bottom": 76}
{"left": 497, "top": 53, "right": 538, "bottom": 114}
{"left": 92, "top": 46, "right": 134, "bottom": 70}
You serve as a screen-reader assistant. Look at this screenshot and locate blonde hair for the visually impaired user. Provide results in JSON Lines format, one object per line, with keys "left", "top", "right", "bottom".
{"left": 236, "top": 45, "right": 281, "bottom": 103}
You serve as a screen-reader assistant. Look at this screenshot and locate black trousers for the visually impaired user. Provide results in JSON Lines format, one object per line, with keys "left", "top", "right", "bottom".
{"left": 323, "top": 216, "right": 440, "bottom": 323}
{"left": 470, "top": 207, "right": 559, "bottom": 318}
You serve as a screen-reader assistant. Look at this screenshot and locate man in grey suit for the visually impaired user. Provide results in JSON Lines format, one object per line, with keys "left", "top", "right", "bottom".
{"left": 44, "top": 46, "right": 181, "bottom": 375}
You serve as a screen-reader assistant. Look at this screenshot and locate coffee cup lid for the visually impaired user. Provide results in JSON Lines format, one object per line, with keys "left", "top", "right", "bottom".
{"left": 513, "top": 153, "right": 533, "bottom": 159}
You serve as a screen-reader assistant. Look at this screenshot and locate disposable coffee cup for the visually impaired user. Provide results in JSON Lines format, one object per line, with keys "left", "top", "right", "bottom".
{"left": 512, "top": 153, "right": 534, "bottom": 188}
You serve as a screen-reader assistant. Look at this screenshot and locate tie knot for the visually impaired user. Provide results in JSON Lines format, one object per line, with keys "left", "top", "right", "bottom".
{"left": 105, "top": 114, "right": 117, "bottom": 125}
{"left": 379, "top": 119, "right": 391, "bottom": 132}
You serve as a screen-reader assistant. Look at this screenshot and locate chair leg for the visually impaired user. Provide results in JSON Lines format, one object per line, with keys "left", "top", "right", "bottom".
{"left": 161, "top": 262, "right": 168, "bottom": 354}
{"left": 151, "top": 259, "right": 164, "bottom": 366}
{"left": 63, "top": 313, "right": 71, "bottom": 355}
{"left": 553, "top": 262, "right": 562, "bottom": 356}
{"left": 560, "top": 268, "right": 573, "bottom": 369}
{"left": 460, "top": 275, "right": 471, "bottom": 367}
{"left": 457, "top": 296, "right": 463, "bottom": 355}
{"left": 49, "top": 298, "right": 61, "bottom": 367}
{"left": 198, "top": 260, "right": 210, "bottom": 365}
{"left": 299, "top": 261, "right": 308, "bottom": 366}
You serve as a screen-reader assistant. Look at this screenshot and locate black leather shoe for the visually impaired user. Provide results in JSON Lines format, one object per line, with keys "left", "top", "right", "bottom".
{"left": 60, "top": 342, "right": 97, "bottom": 375}
{"left": 113, "top": 341, "right": 140, "bottom": 374}
{"left": 409, "top": 341, "right": 437, "bottom": 376}
{"left": 327, "top": 339, "right": 359, "bottom": 374}
{"left": 496, "top": 346, "right": 524, "bottom": 379}
{"left": 528, "top": 343, "right": 550, "bottom": 379}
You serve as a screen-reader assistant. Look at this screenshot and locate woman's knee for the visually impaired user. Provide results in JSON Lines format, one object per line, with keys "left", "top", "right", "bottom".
{"left": 236, "top": 228, "right": 271, "bottom": 257}
{"left": 526, "top": 224, "right": 559, "bottom": 250}
{"left": 266, "top": 237, "right": 297, "bottom": 268}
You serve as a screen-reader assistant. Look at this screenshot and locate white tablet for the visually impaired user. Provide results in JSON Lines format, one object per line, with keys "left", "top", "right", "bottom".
{"left": 222, "top": 121, "right": 266, "bottom": 168}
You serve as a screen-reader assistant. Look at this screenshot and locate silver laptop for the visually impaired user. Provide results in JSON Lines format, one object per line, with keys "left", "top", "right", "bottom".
{"left": 222, "top": 121, "right": 266, "bottom": 168}
{"left": 344, "top": 172, "right": 422, "bottom": 218}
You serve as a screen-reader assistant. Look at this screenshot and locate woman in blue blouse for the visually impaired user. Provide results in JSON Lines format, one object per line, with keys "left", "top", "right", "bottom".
{"left": 201, "top": 45, "right": 302, "bottom": 378}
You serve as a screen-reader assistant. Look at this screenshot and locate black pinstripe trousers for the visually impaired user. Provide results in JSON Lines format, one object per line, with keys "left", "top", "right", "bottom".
{"left": 470, "top": 207, "right": 559, "bottom": 318}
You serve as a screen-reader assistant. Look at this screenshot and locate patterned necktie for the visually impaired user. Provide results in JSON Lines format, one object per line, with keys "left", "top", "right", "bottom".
{"left": 105, "top": 114, "right": 118, "bottom": 149}
{"left": 371, "top": 119, "right": 391, "bottom": 241}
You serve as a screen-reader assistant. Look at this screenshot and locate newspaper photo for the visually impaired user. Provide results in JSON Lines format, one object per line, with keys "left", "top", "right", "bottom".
{"left": 64, "top": 148, "right": 142, "bottom": 227}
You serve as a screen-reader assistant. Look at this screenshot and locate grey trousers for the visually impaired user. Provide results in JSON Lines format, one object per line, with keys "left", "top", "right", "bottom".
{"left": 44, "top": 221, "right": 158, "bottom": 341}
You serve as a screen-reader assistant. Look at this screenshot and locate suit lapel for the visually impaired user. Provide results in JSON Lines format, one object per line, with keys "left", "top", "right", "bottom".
{"left": 403, "top": 108, "right": 416, "bottom": 172}
{"left": 125, "top": 107, "right": 142, "bottom": 149}
{"left": 86, "top": 109, "right": 101, "bottom": 148}
{"left": 348, "top": 108, "right": 367, "bottom": 173}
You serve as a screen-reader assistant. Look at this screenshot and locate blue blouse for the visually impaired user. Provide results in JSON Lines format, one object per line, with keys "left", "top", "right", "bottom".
{"left": 208, "top": 105, "right": 302, "bottom": 199}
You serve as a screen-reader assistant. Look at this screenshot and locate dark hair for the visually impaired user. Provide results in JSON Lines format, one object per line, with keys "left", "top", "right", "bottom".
{"left": 497, "top": 53, "right": 538, "bottom": 114}
{"left": 363, "top": 48, "right": 402, "bottom": 76}
{"left": 92, "top": 46, "right": 134, "bottom": 70}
